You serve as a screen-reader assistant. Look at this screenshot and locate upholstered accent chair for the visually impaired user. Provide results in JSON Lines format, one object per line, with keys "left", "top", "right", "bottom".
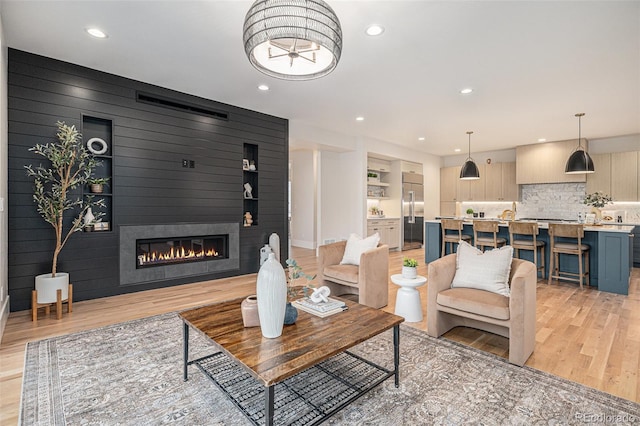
{"left": 427, "top": 254, "right": 537, "bottom": 366}
{"left": 317, "top": 240, "right": 389, "bottom": 309}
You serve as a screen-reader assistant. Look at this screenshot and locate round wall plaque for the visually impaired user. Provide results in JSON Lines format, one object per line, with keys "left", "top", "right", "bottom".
{"left": 87, "top": 137, "right": 108, "bottom": 155}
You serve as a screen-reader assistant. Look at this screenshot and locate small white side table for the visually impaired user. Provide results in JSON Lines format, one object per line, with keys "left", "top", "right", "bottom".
{"left": 391, "top": 274, "right": 427, "bottom": 322}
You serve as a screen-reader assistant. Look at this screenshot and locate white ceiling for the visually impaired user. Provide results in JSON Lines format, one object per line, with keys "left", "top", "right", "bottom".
{"left": 1, "top": 0, "right": 638, "bottom": 157}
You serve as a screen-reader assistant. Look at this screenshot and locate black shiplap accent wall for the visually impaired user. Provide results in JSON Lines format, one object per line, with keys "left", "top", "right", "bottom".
{"left": 8, "top": 49, "right": 288, "bottom": 312}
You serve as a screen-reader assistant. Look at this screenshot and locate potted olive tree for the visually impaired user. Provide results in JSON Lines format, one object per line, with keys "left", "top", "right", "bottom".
{"left": 25, "top": 121, "right": 105, "bottom": 308}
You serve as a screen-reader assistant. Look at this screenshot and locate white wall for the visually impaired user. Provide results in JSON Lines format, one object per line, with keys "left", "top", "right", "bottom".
{"left": 0, "top": 12, "right": 8, "bottom": 341}
{"left": 289, "top": 150, "right": 316, "bottom": 249}
{"left": 317, "top": 149, "right": 365, "bottom": 245}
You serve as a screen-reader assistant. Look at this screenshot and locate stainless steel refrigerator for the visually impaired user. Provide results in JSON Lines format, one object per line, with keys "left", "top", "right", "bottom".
{"left": 402, "top": 172, "right": 424, "bottom": 250}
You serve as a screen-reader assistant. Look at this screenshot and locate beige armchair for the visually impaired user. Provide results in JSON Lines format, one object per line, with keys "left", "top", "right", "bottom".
{"left": 427, "top": 254, "right": 537, "bottom": 366}
{"left": 317, "top": 240, "right": 389, "bottom": 309}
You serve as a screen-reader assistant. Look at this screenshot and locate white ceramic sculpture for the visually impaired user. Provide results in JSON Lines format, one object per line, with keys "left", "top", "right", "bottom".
{"left": 243, "top": 182, "right": 253, "bottom": 198}
{"left": 256, "top": 253, "right": 287, "bottom": 338}
{"left": 260, "top": 244, "right": 272, "bottom": 266}
{"left": 310, "top": 285, "right": 331, "bottom": 303}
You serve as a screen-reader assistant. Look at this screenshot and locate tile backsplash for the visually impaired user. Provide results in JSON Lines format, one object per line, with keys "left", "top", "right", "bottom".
{"left": 460, "top": 183, "right": 640, "bottom": 223}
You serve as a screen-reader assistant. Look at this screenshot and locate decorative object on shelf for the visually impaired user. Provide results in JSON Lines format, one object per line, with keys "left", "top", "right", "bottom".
{"left": 460, "top": 131, "right": 480, "bottom": 180}
{"left": 256, "top": 253, "right": 287, "bottom": 338}
{"left": 249, "top": 160, "right": 256, "bottom": 171}
{"left": 94, "top": 222, "right": 109, "bottom": 231}
{"left": 88, "top": 177, "right": 109, "bottom": 194}
{"left": 367, "top": 172, "right": 379, "bottom": 183}
{"left": 309, "top": 285, "right": 331, "bottom": 303}
{"left": 402, "top": 258, "right": 418, "bottom": 279}
{"left": 243, "top": 182, "right": 253, "bottom": 198}
{"left": 584, "top": 191, "right": 612, "bottom": 221}
{"left": 242, "top": 158, "right": 250, "bottom": 170}
{"left": 25, "top": 121, "right": 105, "bottom": 320}
{"left": 243, "top": 211, "right": 253, "bottom": 227}
{"left": 260, "top": 244, "right": 273, "bottom": 266}
{"left": 86, "top": 137, "right": 108, "bottom": 155}
{"left": 466, "top": 208, "right": 474, "bottom": 217}
{"left": 83, "top": 207, "right": 95, "bottom": 231}
{"left": 284, "top": 302, "right": 298, "bottom": 325}
{"left": 243, "top": 0, "right": 343, "bottom": 81}
{"left": 565, "top": 113, "right": 595, "bottom": 174}
{"left": 241, "top": 295, "right": 260, "bottom": 327}
{"left": 269, "top": 232, "right": 280, "bottom": 261}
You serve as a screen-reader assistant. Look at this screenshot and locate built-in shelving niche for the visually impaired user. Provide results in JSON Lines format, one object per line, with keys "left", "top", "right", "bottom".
{"left": 243, "top": 143, "right": 259, "bottom": 226}
{"left": 81, "top": 114, "right": 113, "bottom": 233}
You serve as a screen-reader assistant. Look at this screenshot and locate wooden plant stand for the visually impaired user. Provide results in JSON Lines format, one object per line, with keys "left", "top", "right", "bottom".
{"left": 31, "top": 284, "right": 73, "bottom": 321}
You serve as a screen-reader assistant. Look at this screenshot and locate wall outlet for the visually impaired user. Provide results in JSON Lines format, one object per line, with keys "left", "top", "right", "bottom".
{"left": 182, "top": 159, "right": 189, "bottom": 168}
{"left": 189, "top": 160, "right": 195, "bottom": 168}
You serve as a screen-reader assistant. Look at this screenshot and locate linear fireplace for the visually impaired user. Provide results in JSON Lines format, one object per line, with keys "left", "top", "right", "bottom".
{"left": 136, "top": 235, "right": 228, "bottom": 268}
{"left": 120, "top": 223, "right": 239, "bottom": 286}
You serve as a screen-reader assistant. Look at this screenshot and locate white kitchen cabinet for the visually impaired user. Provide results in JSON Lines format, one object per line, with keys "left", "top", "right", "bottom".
{"left": 367, "top": 219, "right": 400, "bottom": 249}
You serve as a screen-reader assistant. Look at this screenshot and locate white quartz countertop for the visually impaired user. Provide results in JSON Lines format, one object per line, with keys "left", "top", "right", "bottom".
{"left": 367, "top": 217, "right": 400, "bottom": 220}
{"left": 426, "top": 219, "right": 635, "bottom": 234}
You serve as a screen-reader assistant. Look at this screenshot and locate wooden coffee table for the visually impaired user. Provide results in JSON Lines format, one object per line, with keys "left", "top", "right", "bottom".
{"left": 179, "top": 297, "right": 404, "bottom": 425}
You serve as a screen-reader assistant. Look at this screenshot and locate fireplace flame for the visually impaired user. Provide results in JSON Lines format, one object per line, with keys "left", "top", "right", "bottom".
{"left": 138, "top": 246, "right": 219, "bottom": 266}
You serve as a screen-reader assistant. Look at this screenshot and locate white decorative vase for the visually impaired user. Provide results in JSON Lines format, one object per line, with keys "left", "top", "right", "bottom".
{"left": 35, "top": 272, "right": 69, "bottom": 303}
{"left": 269, "top": 233, "right": 280, "bottom": 262}
{"left": 402, "top": 266, "right": 417, "bottom": 279}
{"left": 84, "top": 207, "right": 95, "bottom": 226}
{"left": 257, "top": 253, "right": 287, "bottom": 338}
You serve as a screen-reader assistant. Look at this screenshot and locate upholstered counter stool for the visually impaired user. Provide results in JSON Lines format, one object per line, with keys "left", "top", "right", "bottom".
{"left": 509, "top": 221, "right": 545, "bottom": 279}
{"left": 548, "top": 223, "right": 590, "bottom": 289}
{"left": 441, "top": 219, "right": 472, "bottom": 257}
{"left": 473, "top": 220, "right": 507, "bottom": 252}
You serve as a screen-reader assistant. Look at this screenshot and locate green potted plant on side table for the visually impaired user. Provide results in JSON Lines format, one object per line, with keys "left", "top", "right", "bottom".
{"left": 25, "top": 121, "right": 106, "bottom": 321}
{"left": 402, "top": 258, "right": 418, "bottom": 279}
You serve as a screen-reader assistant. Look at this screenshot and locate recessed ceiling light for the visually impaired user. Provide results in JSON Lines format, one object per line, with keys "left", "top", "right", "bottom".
{"left": 86, "top": 28, "right": 108, "bottom": 39}
{"left": 257, "top": 84, "right": 269, "bottom": 91}
{"left": 356, "top": 116, "right": 365, "bottom": 121}
{"left": 365, "top": 24, "right": 385, "bottom": 36}
{"left": 418, "top": 137, "right": 425, "bottom": 141}
{"left": 454, "top": 148, "right": 461, "bottom": 152}
{"left": 460, "top": 88, "right": 473, "bottom": 94}
{"left": 538, "top": 138, "right": 547, "bottom": 142}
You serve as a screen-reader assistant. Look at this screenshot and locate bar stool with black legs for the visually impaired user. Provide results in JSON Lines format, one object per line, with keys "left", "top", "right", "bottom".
{"left": 473, "top": 220, "right": 507, "bottom": 252}
{"left": 548, "top": 223, "right": 590, "bottom": 289}
{"left": 509, "top": 221, "right": 546, "bottom": 279}
{"left": 441, "top": 218, "right": 472, "bottom": 257}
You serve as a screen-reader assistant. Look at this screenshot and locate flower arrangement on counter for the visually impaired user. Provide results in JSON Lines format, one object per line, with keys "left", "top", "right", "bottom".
{"left": 583, "top": 192, "right": 613, "bottom": 208}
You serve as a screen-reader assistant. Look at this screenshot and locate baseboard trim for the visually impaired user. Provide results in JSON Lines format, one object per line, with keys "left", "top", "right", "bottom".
{"left": 0, "top": 295, "right": 9, "bottom": 343}
{"left": 291, "top": 239, "right": 315, "bottom": 250}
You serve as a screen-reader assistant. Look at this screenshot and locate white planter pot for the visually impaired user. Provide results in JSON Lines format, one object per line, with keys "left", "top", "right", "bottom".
{"left": 256, "top": 253, "right": 287, "bottom": 338}
{"left": 35, "top": 272, "right": 69, "bottom": 303}
{"left": 402, "top": 266, "right": 417, "bottom": 279}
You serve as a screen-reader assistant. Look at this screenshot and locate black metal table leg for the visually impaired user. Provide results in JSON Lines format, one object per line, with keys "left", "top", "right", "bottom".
{"left": 265, "top": 385, "right": 274, "bottom": 425}
{"left": 183, "top": 322, "right": 189, "bottom": 381}
{"left": 393, "top": 324, "right": 400, "bottom": 387}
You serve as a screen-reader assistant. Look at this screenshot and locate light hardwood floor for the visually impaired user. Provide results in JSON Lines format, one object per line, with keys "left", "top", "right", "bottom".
{"left": 1, "top": 247, "right": 639, "bottom": 424}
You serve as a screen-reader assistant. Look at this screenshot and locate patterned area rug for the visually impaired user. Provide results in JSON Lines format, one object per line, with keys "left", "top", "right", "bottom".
{"left": 21, "top": 312, "right": 640, "bottom": 425}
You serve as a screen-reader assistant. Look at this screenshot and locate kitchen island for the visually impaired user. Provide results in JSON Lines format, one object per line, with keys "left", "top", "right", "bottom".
{"left": 424, "top": 219, "right": 635, "bottom": 295}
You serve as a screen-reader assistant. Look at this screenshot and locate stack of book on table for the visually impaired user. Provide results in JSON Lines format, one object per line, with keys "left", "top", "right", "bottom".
{"left": 292, "top": 297, "right": 347, "bottom": 318}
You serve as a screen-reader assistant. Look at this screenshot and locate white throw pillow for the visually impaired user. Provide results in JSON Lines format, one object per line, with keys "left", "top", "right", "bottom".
{"left": 451, "top": 241, "right": 513, "bottom": 297}
{"left": 340, "top": 233, "right": 381, "bottom": 266}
